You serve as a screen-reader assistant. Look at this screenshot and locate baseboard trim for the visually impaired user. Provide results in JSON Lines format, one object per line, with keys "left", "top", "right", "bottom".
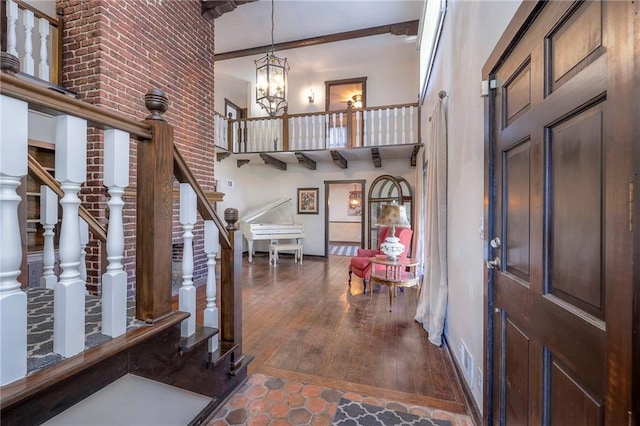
{"left": 442, "top": 335, "right": 483, "bottom": 425}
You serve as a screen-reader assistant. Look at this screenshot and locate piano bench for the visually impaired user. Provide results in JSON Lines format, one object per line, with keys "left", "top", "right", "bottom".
{"left": 268, "top": 243, "right": 303, "bottom": 266}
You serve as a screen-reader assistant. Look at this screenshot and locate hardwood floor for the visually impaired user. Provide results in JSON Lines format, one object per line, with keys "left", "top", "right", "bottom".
{"left": 182, "top": 252, "right": 469, "bottom": 416}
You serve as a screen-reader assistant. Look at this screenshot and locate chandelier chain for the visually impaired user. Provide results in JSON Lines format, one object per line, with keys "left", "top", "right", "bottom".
{"left": 270, "top": 0, "right": 275, "bottom": 53}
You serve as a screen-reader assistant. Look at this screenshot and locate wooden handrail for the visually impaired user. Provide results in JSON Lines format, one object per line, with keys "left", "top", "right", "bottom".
{"left": 173, "top": 144, "right": 231, "bottom": 249}
{"left": 28, "top": 153, "right": 107, "bottom": 242}
{"left": 0, "top": 74, "right": 152, "bottom": 140}
{"left": 224, "top": 102, "right": 420, "bottom": 123}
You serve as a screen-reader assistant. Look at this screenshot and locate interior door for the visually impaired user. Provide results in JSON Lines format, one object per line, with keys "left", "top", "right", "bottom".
{"left": 484, "top": 1, "right": 634, "bottom": 424}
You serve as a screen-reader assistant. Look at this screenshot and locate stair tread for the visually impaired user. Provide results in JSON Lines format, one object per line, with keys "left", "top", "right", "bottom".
{"left": 179, "top": 325, "right": 219, "bottom": 354}
{"left": 42, "top": 374, "right": 211, "bottom": 425}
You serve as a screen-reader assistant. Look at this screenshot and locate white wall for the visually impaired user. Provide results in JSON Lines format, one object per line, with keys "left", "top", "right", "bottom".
{"left": 214, "top": 159, "right": 414, "bottom": 255}
{"left": 421, "top": 0, "right": 520, "bottom": 410}
{"left": 214, "top": 74, "right": 249, "bottom": 116}
{"left": 329, "top": 183, "right": 361, "bottom": 222}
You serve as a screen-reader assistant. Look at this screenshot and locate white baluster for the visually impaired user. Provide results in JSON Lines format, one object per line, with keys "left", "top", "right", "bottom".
{"left": 362, "top": 111, "right": 367, "bottom": 146}
{"left": 325, "top": 114, "right": 330, "bottom": 149}
{"left": 371, "top": 109, "right": 376, "bottom": 146}
{"left": 410, "top": 106, "right": 415, "bottom": 143}
{"left": 6, "top": 0, "right": 19, "bottom": 57}
{"left": 22, "top": 9, "right": 35, "bottom": 75}
{"left": 179, "top": 184, "right": 197, "bottom": 338}
{"left": 40, "top": 186, "right": 58, "bottom": 290}
{"left": 355, "top": 110, "right": 361, "bottom": 147}
{"left": 233, "top": 121, "right": 239, "bottom": 152}
{"left": 78, "top": 218, "right": 88, "bottom": 285}
{"left": 311, "top": 114, "right": 317, "bottom": 149}
{"left": 102, "top": 129, "right": 129, "bottom": 337}
{"left": 385, "top": 108, "right": 390, "bottom": 145}
{"left": 53, "top": 114, "right": 87, "bottom": 358}
{"left": 0, "top": 95, "right": 28, "bottom": 385}
{"left": 38, "top": 18, "right": 50, "bottom": 81}
{"left": 401, "top": 107, "right": 407, "bottom": 144}
{"left": 378, "top": 109, "right": 383, "bottom": 145}
{"left": 340, "top": 112, "right": 345, "bottom": 147}
{"left": 305, "top": 116, "right": 310, "bottom": 149}
{"left": 203, "top": 221, "right": 219, "bottom": 353}
{"left": 393, "top": 108, "right": 398, "bottom": 145}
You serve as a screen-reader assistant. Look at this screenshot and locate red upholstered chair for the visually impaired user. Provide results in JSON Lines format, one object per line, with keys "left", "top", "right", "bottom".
{"left": 348, "top": 227, "right": 413, "bottom": 294}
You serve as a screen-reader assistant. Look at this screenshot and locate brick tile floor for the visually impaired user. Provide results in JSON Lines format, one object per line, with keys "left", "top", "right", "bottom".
{"left": 208, "top": 374, "right": 475, "bottom": 425}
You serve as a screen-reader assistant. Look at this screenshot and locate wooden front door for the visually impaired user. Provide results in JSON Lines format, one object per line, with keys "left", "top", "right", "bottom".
{"left": 484, "top": 1, "right": 635, "bottom": 424}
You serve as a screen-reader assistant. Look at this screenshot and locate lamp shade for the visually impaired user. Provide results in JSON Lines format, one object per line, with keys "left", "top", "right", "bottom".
{"left": 375, "top": 204, "right": 410, "bottom": 228}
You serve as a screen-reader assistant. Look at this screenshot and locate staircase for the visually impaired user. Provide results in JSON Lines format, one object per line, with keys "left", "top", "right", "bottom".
{"left": 0, "top": 54, "right": 249, "bottom": 425}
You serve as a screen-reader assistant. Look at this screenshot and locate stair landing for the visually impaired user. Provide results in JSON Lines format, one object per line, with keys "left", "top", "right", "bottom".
{"left": 43, "top": 374, "right": 212, "bottom": 425}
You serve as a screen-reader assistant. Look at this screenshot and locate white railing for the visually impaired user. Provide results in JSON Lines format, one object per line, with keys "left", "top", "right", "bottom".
{"left": 5, "top": 0, "right": 59, "bottom": 83}
{"left": 178, "top": 184, "right": 219, "bottom": 352}
{"left": 215, "top": 103, "right": 419, "bottom": 153}
{"left": 1, "top": 77, "right": 228, "bottom": 387}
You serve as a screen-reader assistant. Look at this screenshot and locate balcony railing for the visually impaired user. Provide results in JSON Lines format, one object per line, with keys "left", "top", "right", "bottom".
{"left": 215, "top": 102, "right": 420, "bottom": 153}
{"left": 2, "top": 0, "right": 61, "bottom": 84}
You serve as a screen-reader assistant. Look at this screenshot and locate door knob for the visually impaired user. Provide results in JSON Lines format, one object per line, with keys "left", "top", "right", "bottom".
{"left": 490, "top": 237, "right": 501, "bottom": 249}
{"left": 486, "top": 256, "right": 501, "bottom": 270}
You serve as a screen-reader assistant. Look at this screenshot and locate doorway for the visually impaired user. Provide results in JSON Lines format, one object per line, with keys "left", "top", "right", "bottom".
{"left": 324, "top": 180, "right": 366, "bottom": 257}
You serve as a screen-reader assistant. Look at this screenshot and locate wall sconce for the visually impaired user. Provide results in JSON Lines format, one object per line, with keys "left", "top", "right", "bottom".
{"left": 308, "top": 89, "right": 315, "bottom": 104}
{"left": 352, "top": 94, "right": 363, "bottom": 109}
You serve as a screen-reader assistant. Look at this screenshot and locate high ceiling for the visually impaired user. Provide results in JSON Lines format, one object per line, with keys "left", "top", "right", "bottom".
{"left": 214, "top": 0, "right": 423, "bottom": 81}
{"left": 212, "top": 1, "right": 424, "bottom": 167}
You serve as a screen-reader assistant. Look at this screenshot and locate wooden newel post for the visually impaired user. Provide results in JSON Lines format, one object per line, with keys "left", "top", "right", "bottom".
{"left": 136, "top": 88, "right": 174, "bottom": 323}
{"left": 221, "top": 207, "right": 244, "bottom": 372}
{"left": 282, "top": 106, "right": 289, "bottom": 152}
{"left": 227, "top": 113, "right": 234, "bottom": 152}
{"left": 346, "top": 101, "right": 354, "bottom": 148}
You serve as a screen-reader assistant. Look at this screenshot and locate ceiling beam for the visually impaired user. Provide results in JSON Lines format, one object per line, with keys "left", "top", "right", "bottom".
{"left": 371, "top": 148, "right": 382, "bottom": 168}
{"left": 214, "top": 20, "right": 419, "bottom": 61}
{"left": 259, "top": 153, "right": 287, "bottom": 171}
{"left": 330, "top": 150, "right": 348, "bottom": 169}
{"left": 295, "top": 152, "right": 316, "bottom": 170}
{"left": 201, "top": 0, "right": 256, "bottom": 21}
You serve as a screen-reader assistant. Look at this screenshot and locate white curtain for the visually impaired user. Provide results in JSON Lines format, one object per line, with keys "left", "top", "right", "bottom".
{"left": 415, "top": 98, "right": 448, "bottom": 346}
{"left": 411, "top": 146, "right": 425, "bottom": 277}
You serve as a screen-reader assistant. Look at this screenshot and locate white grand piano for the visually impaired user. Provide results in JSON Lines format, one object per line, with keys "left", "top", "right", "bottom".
{"left": 239, "top": 198, "right": 306, "bottom": 262}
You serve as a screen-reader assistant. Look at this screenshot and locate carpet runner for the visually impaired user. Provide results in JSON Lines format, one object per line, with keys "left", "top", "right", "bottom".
{"left": 332, "top": 398, "right": 452, "bottom": 426}
{"left": 27, "top": 288, "right": 145, "bottom": 374}
{"left": 329, "top": 245, "right": 359, "bottom": 257}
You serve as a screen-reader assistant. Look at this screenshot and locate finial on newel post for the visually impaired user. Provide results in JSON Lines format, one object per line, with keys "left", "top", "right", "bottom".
{"left": 1, "top": 52, "right": 20, "bottom": 75}
{"left": 224, "top": 208, "right": 238, "bottom": 231}
{"left": 144, "top": 88, "right": 169, "bottom": 121}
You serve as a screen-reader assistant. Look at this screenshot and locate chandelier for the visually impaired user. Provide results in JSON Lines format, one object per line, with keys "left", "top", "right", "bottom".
{"left": 255, "top": 0, "right": 289, "bottom": 117}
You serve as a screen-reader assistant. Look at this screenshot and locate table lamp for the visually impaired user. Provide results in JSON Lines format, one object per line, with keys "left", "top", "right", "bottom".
{"left": 375, "top": 203, "right": 411, "bottom": 261}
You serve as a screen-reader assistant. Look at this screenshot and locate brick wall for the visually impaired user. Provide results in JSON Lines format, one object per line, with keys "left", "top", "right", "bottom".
{"left": 58, "top": 0, "right": 215, "bottom": 293}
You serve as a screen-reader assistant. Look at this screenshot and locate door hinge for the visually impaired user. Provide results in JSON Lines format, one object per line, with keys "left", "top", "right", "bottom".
{"left": 481, "top": 79, "right": 498, "bottom": 97}
{"left": 629, "top": 181, "right": 634, "bottom": 232}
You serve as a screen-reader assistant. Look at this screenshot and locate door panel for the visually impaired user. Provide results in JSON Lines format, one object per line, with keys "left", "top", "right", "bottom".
{"left": 486, "top": 1, "right": 634, "bottom": 423}
{"left": 548, "top": 105, "right": 604, "bottom": 317}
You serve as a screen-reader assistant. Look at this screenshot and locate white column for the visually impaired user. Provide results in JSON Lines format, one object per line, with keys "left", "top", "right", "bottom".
{"left": 355, "top": 110, "right": 361, "bottom": 147}
{"left": 22, "top": 9, "right": 35, "bottom": 75}
{"left": 38, "top": 18, "right": 50, "bottom": 81}
{"left": 78, "top": 218, "right": 89, "bottom": 285}
{"left": 401, "top": 107, "right": 407, "bottom": 144}
{"left": 53, "top": 115, "right": 87, "bottom": 358}
{"left": 385, "top": 108, "right": 390, "bottom": 145}
{"left": 102, "top": 129, "right": 129, "bottom": 337}
{"left": 0, "top": 95, "right": 28, "bottom": 385}
{"left": 410, "top": 106, "right": 415, "bottom": 143}
{"left": 40, "top": 186, "right": 58, "bottom": 289}
{"left": 203, "top": 220, "right": 219, "bottom": 353}
{"left": 179, "top": 184, "right": 197, "bottom": 338}
{"left": 6, "top": 0, "right": 19, "bottom": 57}
{"left": 393, "top": 108, "right": 398, "bottom": 145}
